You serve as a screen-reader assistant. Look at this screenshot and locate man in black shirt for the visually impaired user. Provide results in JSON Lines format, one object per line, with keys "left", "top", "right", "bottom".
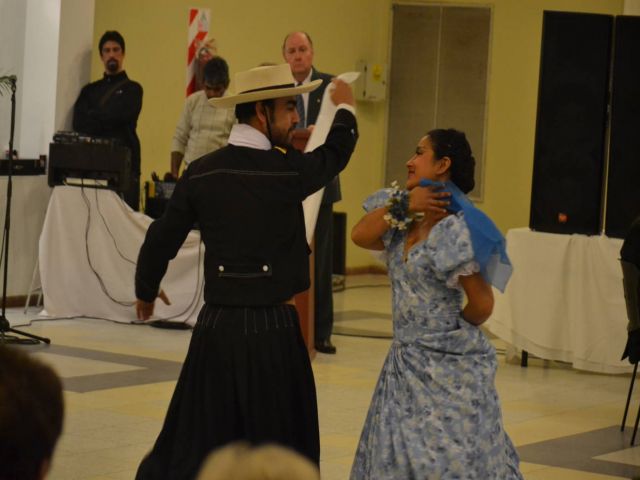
{"left": 73, "top": 30, "right": 143, "bottom": 210}
{"left": 134, "top": 64, "right": 357, "bottom": 479}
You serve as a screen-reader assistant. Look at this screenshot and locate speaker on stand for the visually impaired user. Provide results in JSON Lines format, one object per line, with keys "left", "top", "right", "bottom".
{"left": 529, "top": 11, "right": 613, "bottom": 235}
{"left": 605, "top": 15, "right": 640, "bottom": 239}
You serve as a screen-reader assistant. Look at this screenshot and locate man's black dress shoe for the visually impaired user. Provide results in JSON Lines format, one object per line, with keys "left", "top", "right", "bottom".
{"left": 315, "top": 339, "right": 337, "bottom": 354}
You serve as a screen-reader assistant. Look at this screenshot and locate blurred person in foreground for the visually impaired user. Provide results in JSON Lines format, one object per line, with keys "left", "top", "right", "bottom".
{"left": 0, "top": 345, "right": 64, "bottom": 480}
{"left": 196, "top": 442, "right": 319, "bottom": 480}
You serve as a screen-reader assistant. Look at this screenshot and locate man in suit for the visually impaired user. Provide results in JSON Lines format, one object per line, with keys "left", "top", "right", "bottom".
{"left": 283, "top": 31, "right": 339, "bottom": 354}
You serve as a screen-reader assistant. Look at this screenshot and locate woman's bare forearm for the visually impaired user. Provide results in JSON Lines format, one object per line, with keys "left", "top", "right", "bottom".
{"left": 459, "top": 273, "right": 494, "bottom": 326}
{"left": 351, "top": 207, "right": 390, "bottom": 250}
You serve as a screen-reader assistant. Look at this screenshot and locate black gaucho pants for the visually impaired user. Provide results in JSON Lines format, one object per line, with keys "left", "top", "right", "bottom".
{"left": 136, "top": 304, "right": 319, "bottom": 480}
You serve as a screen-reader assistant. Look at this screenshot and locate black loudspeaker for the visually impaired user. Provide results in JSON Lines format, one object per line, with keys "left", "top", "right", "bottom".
{"left": 48, "top": 142, "right": 131, "bottom": 193}
{"left": 332, "top": 212, "right": 346, "bottom": 276}
{"left": 529, "top": 11, "right": 613, "bottom": 235}
{"left": 605, "top": 16, "right": 640, "bottom": 239}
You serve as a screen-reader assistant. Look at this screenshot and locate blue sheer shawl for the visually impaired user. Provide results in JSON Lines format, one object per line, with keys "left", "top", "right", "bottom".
{"left": 419, "top": 179, "right": 512, "bottom": 292}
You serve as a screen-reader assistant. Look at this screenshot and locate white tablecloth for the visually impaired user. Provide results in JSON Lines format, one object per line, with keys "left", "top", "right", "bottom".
{"left": 39, "top": 186, "right": 203, "bottom": 324}
{"left": 486, "top": 228, "right": 631, "bottom": 374}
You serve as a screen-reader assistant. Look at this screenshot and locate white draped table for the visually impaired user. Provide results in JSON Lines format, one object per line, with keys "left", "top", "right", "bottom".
{"left": 485, "top": 228, "right": 631, "bottom": 374}
{"left": 39, "top": 186, "right": 204, "bottom": 324}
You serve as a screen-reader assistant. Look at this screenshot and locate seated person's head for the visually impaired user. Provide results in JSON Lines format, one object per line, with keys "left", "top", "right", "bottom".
{"left": 406, "top": 128, "right": 476, "bottom": 194}
{"left": 197, "top": 442, "right": 320, "bottom": 480}
{"left": 0, "top": 346, "right": 64, "bottom": 480}
{"left": 203, "top": 57, "right": 230, "bottom": 99}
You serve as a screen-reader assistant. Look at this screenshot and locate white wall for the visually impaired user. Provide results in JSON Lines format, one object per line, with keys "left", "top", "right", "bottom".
{"left": 0, "top": 0, "right": 95, "bottom": 297}
{"left": 18, "top": 0, "right": 61, "bottom": 159}
{"left": 55, "top": 0, "right": 95, "bottom": 131}
{"left": 1, "top": 0, "right": 94, "bottom": 160}
{"left": 0, "top": 0, "right": 27, "bottom": 155}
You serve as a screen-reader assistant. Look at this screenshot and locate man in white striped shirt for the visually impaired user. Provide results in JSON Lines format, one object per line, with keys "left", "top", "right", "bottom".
{"left": 170, "top": 57, "right": 236, "bottom": 178}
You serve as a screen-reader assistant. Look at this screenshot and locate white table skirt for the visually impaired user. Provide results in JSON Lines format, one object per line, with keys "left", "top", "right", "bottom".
{"left": 485, "top": 228, "right": 631, "bottom": 374}
{"left": 39, "top": 186, "right": 203, "bottom": 324}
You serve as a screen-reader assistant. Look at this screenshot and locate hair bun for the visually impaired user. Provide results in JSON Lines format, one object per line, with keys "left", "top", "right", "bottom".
{"left": 427, "top": 128, "right": 476, "bottom": 194}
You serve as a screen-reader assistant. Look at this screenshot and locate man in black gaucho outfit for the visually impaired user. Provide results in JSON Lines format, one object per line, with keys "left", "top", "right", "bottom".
{"left": 134, "top": 63, "right": 358, "bottom": 480}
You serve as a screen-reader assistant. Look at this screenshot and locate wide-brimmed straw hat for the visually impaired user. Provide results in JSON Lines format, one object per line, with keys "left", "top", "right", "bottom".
{"left": 209, "top": 63, "right": 322, "bottom": 108}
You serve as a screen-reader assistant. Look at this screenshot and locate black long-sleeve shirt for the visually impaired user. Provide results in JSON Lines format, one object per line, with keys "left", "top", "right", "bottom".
{"left": 73, "top": 71, "right": 143, "bottom": 173}
{"left": 135, "top": 108, "right": 358, "bottom": 306}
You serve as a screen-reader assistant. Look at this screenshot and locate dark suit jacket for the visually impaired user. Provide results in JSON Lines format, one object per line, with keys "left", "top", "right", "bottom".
{"left": 308, "top": 68, "right": 341, "bottom": 204}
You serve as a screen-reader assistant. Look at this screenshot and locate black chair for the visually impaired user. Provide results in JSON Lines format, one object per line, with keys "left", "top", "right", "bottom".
{"left": 620, "top": 218, "right": 640, "bottom": 445}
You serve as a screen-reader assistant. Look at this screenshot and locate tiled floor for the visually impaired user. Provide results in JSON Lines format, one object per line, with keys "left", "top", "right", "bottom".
{"left": 5, "top": 274, "right": 640, "bottom": 479}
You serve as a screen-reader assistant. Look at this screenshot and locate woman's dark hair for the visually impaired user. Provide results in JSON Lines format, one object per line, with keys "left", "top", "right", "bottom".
{"left": 203, "top": 56, "right": 230, "bottom": 87}
{"left": 235, "top": 99, "right": 275, "bottom": 124}
{"left": 99, "top": 30, "right": 125, "bottom": 53}
{"left": 427, "top": 128, "right": 476, "bottom": 194}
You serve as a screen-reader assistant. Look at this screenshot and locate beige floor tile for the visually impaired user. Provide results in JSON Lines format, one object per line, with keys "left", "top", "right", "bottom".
{"left": 519, "top": 461, "right": 551, "bottom": 474}
{"left": 63, "top": 382, "right": 176, "bottom": 409}
{"left": 105, "top": 400, "right": 171, "bottom": 420}
{"left": 507, "top": 414, "right": 617, "bottom": 446}
{"left": 523, "top": 466, "right": 628, "bottom": 479}
{"left": 49, "top": 450, "right": 133, "bottom": 480}
{"left": 321, "top": 437, "right": 360, "bottom": 461}
{"left": 320, "top": 453, "right": 354, "bottom": 480}
{"left": 102, "top": 470, "right": 139, "bottom": 480}
{"left": 6, "top": 270, "right": 635, "bottom": 480}
{"left": 594, "top": 444, "right": 640, "bottom": 466}
{"left": 32, "top": 352, "right": 143, "bottom": 377}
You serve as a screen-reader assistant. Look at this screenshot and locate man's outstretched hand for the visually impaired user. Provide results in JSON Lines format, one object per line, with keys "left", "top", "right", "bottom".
{"left": 136, "top": 289, "right": 171, "bottom": 321}
{"left": 330, "top": 79, "right": 355, "bottom": 107}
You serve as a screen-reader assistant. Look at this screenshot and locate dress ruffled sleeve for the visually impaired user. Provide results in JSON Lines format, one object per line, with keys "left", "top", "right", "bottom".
{"left": 363, "top": 188, "right": 393, "bottom": 212}
{"left": 363, "top": 188, "right": 396, "bottom": 250}
{"left": 426, "top": 213, "right": 480, "bottom": 289}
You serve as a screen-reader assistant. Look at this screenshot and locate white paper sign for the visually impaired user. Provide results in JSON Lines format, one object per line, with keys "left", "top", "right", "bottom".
{"left": 302, "top": 72, "right": 360, "bottom": 244}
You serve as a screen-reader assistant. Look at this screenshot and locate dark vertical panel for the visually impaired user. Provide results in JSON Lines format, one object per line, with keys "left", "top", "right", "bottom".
{"left": 332, "top": 212, "right": 346, "bottom": 276}
{"left": 605, "top": 16, "right": 640, "bottom": 238}
{"left": 386, "top": 6, "right": 491, "bottom": 195}
{"left": 386, "top": 5, "right": 440, "bottom": 186}
{"left": 529, "top": 11, "right": 612, "bottom": 235}
{"left": 438, "top": 6, "right": 490, "bottom": 199}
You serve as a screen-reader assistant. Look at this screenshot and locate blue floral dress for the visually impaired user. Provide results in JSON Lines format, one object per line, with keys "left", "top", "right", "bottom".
{"left": 350, "top": 189, "right": 522, "bottom": 480}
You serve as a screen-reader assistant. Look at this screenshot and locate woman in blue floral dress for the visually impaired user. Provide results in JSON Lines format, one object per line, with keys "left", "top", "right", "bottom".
{"left": 350, "top": 129, "right": 522, "bottom": 479}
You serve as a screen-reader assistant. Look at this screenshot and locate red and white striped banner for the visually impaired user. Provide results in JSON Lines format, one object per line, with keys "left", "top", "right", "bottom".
{"left": 186, "top": 8, "right": 211, "bottom": 97}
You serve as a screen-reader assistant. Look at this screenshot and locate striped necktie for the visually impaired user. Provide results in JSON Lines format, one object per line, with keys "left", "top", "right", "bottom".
{"left": 296, "top": 84, "right": 306, "bottom": 128}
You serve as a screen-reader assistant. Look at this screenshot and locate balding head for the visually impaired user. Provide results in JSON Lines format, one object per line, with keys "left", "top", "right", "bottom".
{"left": 282, "top": 31, "right": 314, "bottom": 83}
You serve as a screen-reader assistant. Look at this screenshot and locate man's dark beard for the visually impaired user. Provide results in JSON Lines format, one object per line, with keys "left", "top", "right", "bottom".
{"left": 106, "top": 59, "right": 119, "bottom": 73}
{"left": 285, "top": 127, "right": 296, "bottom": 144}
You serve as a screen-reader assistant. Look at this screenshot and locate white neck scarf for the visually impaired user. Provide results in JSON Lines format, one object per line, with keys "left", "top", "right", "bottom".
{"left": 228, "top": 123, "right": 271, "bottom": 150}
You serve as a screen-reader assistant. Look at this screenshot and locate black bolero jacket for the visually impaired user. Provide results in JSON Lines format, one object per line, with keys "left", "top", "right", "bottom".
{"left": 135, "top": 108, "right": 358, "bottom": 306}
